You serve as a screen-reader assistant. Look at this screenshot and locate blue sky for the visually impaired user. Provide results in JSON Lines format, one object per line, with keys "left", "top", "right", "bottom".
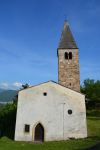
{"left": 0, "top": 0, "right": 100, "bottom": 89}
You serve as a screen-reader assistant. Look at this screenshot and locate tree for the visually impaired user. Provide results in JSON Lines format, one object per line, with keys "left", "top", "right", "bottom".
{"left": 0, "top": 102, "right": 17, "bottom": 139}
{"left": 0, "top": 83, "right": 29, "bottom": 139}
{"left": 81, "top": 79, "right": 100, "bottom": 109}
{"left": 22, "top": 83, "right": 29, "bottom": 89}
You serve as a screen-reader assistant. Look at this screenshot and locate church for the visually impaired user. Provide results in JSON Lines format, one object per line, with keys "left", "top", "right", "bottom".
{"left": 14, "top": 21, "right": 87, "bottom": 142}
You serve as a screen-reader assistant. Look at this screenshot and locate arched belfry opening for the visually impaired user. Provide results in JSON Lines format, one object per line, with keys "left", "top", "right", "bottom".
{"left": 65, "top": 52, "right": 68, "bottom": 59}
{"left": 34, "top": 123, "right": 44, "bottom": 142}
{"left": 69, "top": 52, "right": 72, "bottom": 59}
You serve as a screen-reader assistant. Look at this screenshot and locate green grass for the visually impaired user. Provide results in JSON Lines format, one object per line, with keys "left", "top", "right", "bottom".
{"left": 87, "top": 117, "right": 100, "bottom": 138}
{"left": 0, "top": 117, "right": 100, "bottom": 150}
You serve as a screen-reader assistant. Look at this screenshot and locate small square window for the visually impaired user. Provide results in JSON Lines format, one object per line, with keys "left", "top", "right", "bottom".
{"left": 43, "top": 92, "right": 47, "bottom": 96}
{"left": 24, "top": 124, "right": 30, "bottom": 133}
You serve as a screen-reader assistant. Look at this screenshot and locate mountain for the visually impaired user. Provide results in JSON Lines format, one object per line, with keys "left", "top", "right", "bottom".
{"left": 0, "top": 89, "right": 6, "bottom": 93}
{"left": 0, "top": 89, "right": 18, "bottom": 102}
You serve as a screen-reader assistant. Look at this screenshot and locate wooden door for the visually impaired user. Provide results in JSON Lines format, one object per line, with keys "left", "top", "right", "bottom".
{"left": 34, "top": 123, "right": 44, "bottom": 142}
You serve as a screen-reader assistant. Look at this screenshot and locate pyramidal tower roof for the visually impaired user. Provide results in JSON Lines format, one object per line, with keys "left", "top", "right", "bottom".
{"left": 58, "top": 21, "right": 78, "bottom": 49}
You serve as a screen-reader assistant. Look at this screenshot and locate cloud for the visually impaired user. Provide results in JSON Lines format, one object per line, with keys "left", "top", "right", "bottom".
{"left": 12, "top": 82, "right": 22, "bottom": 88}
{"left": 0, "top": 83, "right": 9, "bottom": 89}
{"left": 0, "top": 82, "right": 22, "bottom": 90}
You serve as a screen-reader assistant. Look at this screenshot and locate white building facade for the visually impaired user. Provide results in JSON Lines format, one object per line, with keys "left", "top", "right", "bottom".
{"left": 15, "top": 81, "right": 87, "bottom": 142}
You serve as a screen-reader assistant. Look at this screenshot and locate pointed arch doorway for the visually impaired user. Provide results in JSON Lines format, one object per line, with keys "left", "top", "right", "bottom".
{"left": 34, "top": 123, "right": 44, "bottom": 142}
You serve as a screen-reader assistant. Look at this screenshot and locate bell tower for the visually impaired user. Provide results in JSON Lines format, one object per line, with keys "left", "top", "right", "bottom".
{"left": 58, "top": 21, "right": 80, "bottom": 92}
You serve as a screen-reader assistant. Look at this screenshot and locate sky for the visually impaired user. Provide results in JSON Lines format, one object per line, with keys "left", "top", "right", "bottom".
{"left": 0, "top": 0, "right": 100, "bottom": 90}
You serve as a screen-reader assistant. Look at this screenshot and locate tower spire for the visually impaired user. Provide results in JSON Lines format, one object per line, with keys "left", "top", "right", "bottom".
{"left": 58, "top": 21, "right": 77, "bottom": 49}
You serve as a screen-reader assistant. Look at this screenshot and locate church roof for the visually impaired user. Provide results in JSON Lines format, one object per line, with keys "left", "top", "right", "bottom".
{"left": 58, "top": 21, "right": 78, "bottom": 49}
{"left": 19, "top": 80, "right": 84, "bottom": 95}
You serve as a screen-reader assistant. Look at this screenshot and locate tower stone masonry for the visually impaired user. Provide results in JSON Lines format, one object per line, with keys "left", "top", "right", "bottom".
{"left": 58, "top": 21, "right": 80, "bottom": 92}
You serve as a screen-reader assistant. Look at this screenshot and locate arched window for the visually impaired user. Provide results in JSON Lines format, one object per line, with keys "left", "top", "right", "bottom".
{"left": 65, "top": 52, "right": 68, "bottom": 59}
{"left": 69, "top": 52, "right": 72, "bottom": 59}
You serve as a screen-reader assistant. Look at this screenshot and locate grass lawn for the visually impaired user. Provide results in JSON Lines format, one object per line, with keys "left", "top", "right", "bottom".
{"left": 0, "top": 117, "right": 100, "bottom": 150}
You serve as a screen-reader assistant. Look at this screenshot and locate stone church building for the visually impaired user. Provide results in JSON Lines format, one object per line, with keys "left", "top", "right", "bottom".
{"left": 15, "top": 21, "right": 87, "bottom": 142}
